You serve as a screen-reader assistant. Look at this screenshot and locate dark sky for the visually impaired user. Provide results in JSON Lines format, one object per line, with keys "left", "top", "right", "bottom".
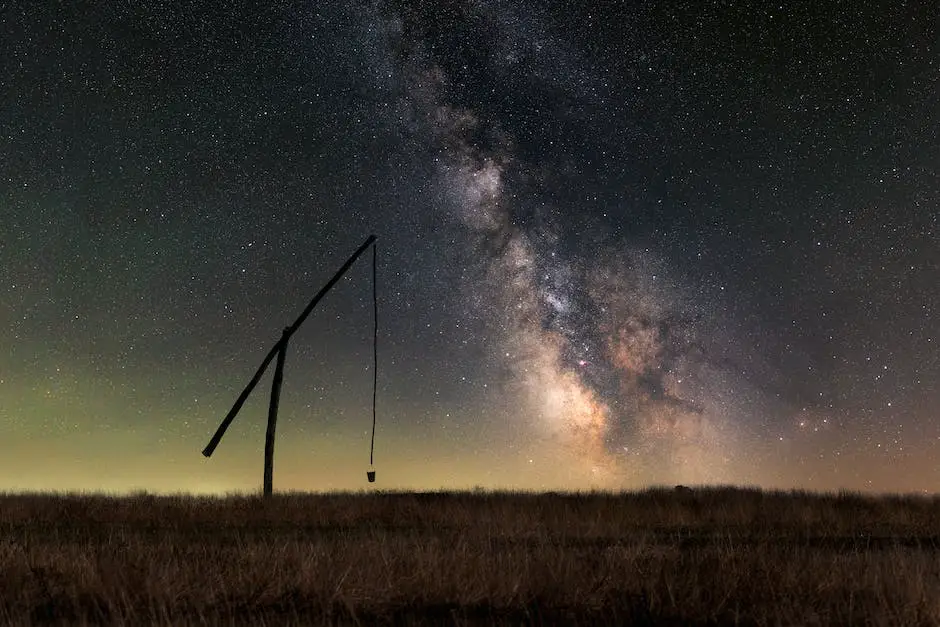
{"left": 2, "top": 1, "right": 938, "bottom": 493}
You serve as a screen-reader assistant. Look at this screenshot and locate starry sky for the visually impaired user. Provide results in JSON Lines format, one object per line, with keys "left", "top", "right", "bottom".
{"left": 2, "top": 1, "right": 938, "bottom": 494}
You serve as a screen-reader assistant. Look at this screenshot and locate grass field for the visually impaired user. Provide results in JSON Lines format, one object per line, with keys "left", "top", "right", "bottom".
{"left": 1, "top": 487, "right": 939, "bottom": 625}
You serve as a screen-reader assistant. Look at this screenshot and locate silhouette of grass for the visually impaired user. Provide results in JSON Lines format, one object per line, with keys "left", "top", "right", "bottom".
{"left": 1, "top": 487, "right": 939, "bottom": 625}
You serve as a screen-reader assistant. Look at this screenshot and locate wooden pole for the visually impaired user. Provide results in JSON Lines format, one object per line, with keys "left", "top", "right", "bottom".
{"left": 202, "top": 234, "right": 376, "bottom": 459}
{"left": 285, "top": 234, "right": 376, "bottom": 335}
{"left": 202, "top": 336, "right": 284, "bottom": 457}
{"left": 263, "top": 329, "right": 289, "bottom": 498}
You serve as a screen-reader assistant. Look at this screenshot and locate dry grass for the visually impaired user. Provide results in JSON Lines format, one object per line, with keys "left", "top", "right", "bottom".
{"left": 1, "top": 487, "right": 939, "bottom": 625}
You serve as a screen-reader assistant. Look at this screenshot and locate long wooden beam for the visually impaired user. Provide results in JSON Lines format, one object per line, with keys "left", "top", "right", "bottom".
{"left": 202, "top": 335, "right": 286, "bottom": 457}
{"left": 285, "top": 234, "right": 376, "bottom": 335}
{"left": 201, "top": 234, "right": 377, "bottom": 459}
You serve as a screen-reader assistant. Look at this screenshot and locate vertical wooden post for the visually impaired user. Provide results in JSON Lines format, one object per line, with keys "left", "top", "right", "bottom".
{"left": 263, "top": 329, "right": 289, "bottom": 498}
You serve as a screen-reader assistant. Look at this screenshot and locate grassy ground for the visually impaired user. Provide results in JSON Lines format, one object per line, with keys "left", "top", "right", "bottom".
{"left": 1, "top": 487, "right": 939, "bottom": 625}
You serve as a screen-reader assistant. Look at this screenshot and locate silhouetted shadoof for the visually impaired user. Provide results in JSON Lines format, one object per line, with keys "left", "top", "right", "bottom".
{"left": 201, "top": 235, "right": 380, "bottom": 496}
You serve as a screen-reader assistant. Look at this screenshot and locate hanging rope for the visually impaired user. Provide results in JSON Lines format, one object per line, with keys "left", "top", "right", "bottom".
{"left": 369, "top": 242, "right": 378, "bottom": 466}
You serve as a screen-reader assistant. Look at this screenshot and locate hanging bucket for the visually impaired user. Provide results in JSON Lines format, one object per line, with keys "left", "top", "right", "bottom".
{"left": 367, "top": 470, "right": 376, "bottom": 483}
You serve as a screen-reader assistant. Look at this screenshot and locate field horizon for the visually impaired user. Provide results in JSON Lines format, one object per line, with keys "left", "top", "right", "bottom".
{"left": 3, "top": 486, "right": 939, "bottom": 625}
{"left": 5, "top": 483, "right": 938, "bottom": 499}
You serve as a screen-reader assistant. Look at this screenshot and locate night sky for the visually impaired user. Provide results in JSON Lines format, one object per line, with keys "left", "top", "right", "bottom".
{"left": 2, "top": 1, "right": 938, "bottom": 494}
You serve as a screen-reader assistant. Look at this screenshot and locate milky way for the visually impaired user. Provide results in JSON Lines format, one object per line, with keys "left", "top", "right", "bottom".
{"left": 383, "top": 5, "right": 756, "bottom": 484}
